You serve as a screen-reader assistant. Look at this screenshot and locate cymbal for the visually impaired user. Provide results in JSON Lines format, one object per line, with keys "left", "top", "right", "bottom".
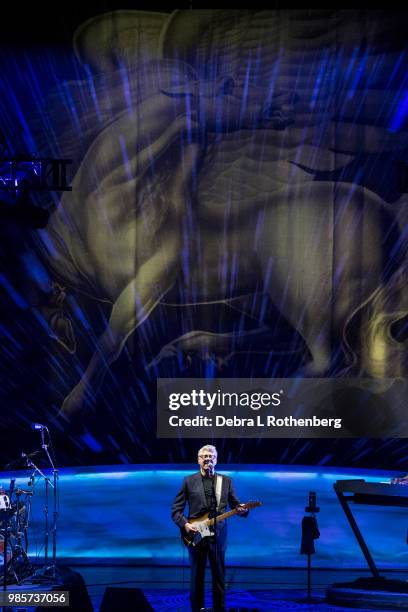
{"left": 5, "top": 451, "right": 41, "bottom": 470}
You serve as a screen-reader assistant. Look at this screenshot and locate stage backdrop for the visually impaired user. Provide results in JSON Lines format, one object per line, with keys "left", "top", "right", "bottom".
{"left": 0, "top": 9, "right": 407, "bottom": 467}
{"left": 1, "top": 464, "right": 406, "bottom": 569}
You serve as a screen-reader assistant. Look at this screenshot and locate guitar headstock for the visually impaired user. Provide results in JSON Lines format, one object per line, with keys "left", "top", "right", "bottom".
{"left": 242, "top": 500, "right": 262, "bottom": 509}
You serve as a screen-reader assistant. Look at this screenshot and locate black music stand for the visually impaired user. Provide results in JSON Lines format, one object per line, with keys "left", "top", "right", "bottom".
{"left": 298, "top": 491, "right": 322, "bottom": 604}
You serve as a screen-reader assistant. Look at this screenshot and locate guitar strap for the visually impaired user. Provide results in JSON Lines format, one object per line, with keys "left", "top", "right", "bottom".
{"left": 215, "top": 474, "right": 223, "bottom": 511}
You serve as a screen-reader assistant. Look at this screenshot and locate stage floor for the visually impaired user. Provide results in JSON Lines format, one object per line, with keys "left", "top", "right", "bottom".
{"left": 74, "top": 566, "right": 408, "bottom": 611}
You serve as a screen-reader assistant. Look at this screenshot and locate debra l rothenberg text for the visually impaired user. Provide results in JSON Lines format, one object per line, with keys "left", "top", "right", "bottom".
{"left": 168, "top": 414, "right": 342, "bottom": 429}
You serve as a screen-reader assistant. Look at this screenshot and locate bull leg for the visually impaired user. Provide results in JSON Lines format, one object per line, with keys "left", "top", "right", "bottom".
{"left": 59, "top": 235, "right": 179, "bottom": 417}
{"left": 257, "top": 182, "right": 389, "bottom": 375}
{"left": 255, "top": 183, "right": 335, "bottom": 374}
{"left": 59, "top": 138, "right": 201, "bottom": 417}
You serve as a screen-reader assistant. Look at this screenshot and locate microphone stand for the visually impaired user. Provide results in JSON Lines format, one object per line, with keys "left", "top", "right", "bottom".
{"left": 42, "top": 430, "right": 59, "bottom": 581}
{"left": 209, "top": 466, "right": 218, "bottom": 612}
{"left": 29, "top": 427, "right": 60, "bottom": 583}
{"left": 23, "top": 454, "right": 53, "bottom": 575}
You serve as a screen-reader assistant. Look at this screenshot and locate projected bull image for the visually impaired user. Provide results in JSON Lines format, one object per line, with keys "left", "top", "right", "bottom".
{"left": 0, "top": 9, "right": 407, "bottom": 460}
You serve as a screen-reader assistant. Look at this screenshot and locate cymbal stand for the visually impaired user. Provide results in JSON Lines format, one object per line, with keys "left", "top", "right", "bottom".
{"left": 33, "top": 426, "right": 59, "bottom": 582}
{"left": 43, "top": 430, "right": 59, "bottom": 582}
{"left": 23, "top": 454, "right": 52, "bottom": 571}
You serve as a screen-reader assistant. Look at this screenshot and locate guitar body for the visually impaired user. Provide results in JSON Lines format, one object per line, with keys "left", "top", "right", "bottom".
{"left": 181, "top": 513, "right": 214, "bottom": 548}
{"left": 181, "top": 529, "right": 204, "bottom": 548}
{"left": 180, "top": 501, "right": 261, "bottom": 547}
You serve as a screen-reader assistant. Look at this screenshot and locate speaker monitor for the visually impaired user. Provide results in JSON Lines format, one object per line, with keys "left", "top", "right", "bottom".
{"left": 100, "top": 587, "right": 153, "bottom": 612}
{"left": 34, "top": 567, "right": 93, "bottom": 612}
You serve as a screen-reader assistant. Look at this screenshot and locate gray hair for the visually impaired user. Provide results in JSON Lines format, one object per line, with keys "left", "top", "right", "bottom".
{"left": 198, "top": 444, "right": 217, "bottom": 456}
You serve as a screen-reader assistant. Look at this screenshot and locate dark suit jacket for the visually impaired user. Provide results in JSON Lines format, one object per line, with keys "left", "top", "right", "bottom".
{"left": 171, "top": 471, "right": 247, "bottom": 550}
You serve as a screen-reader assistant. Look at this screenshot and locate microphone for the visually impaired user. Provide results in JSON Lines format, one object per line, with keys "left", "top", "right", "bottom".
{"left": 205, "top": 461, "right": 214, "bottom": 476}
{"left": 32, "top": 423, "right": 47, "bottom": 430}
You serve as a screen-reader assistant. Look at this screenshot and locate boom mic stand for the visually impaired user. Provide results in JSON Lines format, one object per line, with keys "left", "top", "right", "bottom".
{"left": 200, "top": 461, "right": 218, "bottom": 612}
{"left": 23, "top": 454, "right": 51, "bottom": 569}
{"left": 29, "top": 426, "right": 60, "bottom": 583}
{"left": 210, "top": 467, "right": 218, "bottom": 612}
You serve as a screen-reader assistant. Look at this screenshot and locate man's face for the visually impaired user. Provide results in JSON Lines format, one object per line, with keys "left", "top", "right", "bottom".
{"left": 198, "top": 449, "right": 217, "bottom": 472}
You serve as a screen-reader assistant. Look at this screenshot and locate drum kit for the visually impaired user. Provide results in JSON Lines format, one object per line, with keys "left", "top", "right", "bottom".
{"left": 0, "top": 481, "right": 33, "bottom": 584}
{"left": 0, "top": 424, "right": 59, "bottom": 586}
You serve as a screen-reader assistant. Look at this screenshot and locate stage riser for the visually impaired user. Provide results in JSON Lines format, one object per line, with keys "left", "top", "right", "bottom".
{"left": 327, "top": 588, "right": 408, "bottom": 610}
{"left": 1, "top": 466, "right": 405, "bottom": 568}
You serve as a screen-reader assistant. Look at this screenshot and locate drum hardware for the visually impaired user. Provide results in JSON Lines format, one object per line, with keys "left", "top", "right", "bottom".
{"left": 0, "top": 534, "right": 32, "bottom": 585}
{"left": 0, "top": 496, "right": 9, "bottom": 511}
{"left": 1, "top": 424, "right": 61, "bottom": 592}
{"left": 2, "top": 478, "right": 15, "bottom": 597}
{"left": 15, "top": 489, "right": 33, "bottom": 496}
{"left": 1, "top": 479, "right": 33, "bottom": 589}
{"left": 0, "top": 532, "right": 15, "bottom": 585}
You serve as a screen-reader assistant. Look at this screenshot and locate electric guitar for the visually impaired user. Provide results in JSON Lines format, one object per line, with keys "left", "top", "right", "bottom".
{"left": 181, "top": 500, "right": 262, "bottom": 547}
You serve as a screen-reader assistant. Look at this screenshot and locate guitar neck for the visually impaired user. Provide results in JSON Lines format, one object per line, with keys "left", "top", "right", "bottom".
{"left": 206, "top": 508, "right": 238, "bottom": 527}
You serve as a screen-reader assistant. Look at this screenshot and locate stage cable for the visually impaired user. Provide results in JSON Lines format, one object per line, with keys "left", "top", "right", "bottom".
{"left": 182, "top": 537, "right": 186, "bottom": 607}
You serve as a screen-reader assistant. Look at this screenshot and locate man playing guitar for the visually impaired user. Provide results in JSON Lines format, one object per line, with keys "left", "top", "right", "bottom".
{"left": 171, "top": 444, "right": 249, "bottom": 611}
